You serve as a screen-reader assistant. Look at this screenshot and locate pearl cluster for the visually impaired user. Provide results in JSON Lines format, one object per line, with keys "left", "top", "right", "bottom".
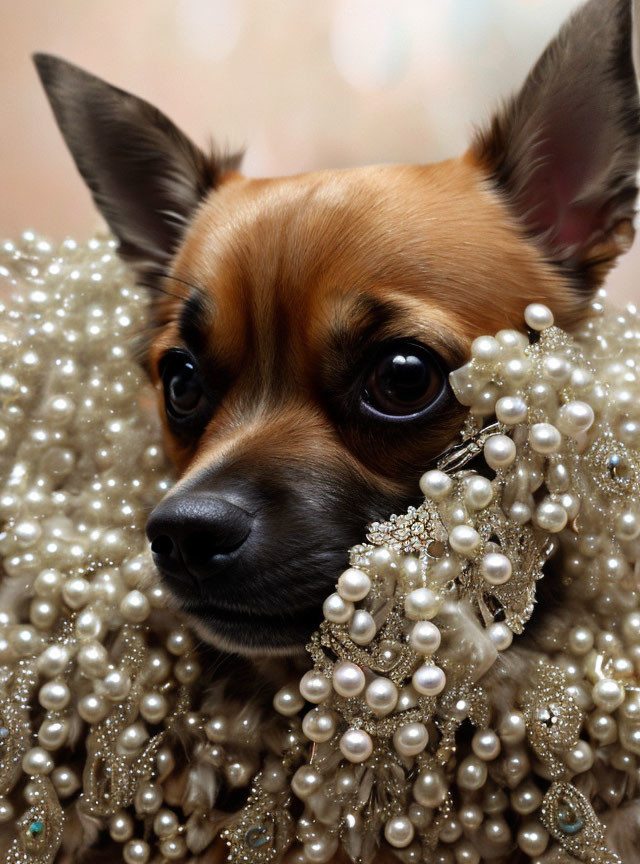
{"left": 1, "top": 232, "right": 640, "bottom": 864}
{"left": 267, "top": 296, "right": 640, "bottom": 864}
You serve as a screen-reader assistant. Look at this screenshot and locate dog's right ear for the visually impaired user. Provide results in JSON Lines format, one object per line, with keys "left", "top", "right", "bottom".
{"left": 34, "top": 54, "right": 241, "bottom": 285}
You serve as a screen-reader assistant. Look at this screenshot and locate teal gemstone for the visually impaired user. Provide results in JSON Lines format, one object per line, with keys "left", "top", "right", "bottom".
{"left": 245, "top": 825, "right": 270, "bottom": 848}
{"left": 28, "top": 820, "right": 44, "bottom": 838}
{"left": 556, "top": 799, "right": 584, "bottom": 836}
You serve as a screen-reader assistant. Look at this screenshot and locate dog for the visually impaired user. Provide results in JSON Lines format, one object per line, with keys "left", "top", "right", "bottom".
{"left": 34, "top": 0, "right": 640, "bottom": 659}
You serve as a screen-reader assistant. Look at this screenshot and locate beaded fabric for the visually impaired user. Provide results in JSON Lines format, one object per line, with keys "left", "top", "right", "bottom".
{"left": 0, "top": 232, "right": 639, "bottom": 864}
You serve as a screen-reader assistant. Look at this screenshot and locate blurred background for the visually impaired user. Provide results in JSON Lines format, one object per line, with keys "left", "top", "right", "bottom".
{"left": 1, "top": 0, "right": 638, "bottom": 304}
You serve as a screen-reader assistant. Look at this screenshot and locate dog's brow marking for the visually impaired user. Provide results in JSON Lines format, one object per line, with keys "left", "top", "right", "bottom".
{"left": 178, "top": 291, "right": 212, "bottom": 355}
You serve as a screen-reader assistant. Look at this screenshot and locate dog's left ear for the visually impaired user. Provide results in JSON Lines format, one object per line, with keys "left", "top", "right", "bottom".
{"left": 472, "top": 0, "right": 640, "bottom": 291}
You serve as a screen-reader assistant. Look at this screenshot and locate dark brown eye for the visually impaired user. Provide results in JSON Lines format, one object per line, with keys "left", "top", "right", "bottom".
{"left": 363, "top": 342, "right": 444, "bottom": 417}
{"left": 161, "top": 351, "right": 204, "bottom": 420}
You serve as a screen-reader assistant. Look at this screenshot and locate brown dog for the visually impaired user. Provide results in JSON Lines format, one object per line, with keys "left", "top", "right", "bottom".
{"left": 35, "top": 0, "right": 640, "bottom": 657}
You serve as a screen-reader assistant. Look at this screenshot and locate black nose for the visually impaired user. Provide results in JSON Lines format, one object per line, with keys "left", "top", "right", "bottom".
{"left": 146, "top": 492, "right": 253, "bottom": 584}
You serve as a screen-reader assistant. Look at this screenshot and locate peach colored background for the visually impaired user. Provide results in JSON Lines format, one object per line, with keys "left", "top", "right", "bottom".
{"left": 1, "top": 0, "right": 638, "bottom": 305}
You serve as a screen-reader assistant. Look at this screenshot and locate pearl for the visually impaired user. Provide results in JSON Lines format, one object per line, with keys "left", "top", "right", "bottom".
{"left": 556, "top": 401, "right": 595, "bottom": 438}
{"left": 524, "top": 303, "right": 554, "bottom": 330}
{"left": 517, "top": 820, "right": 549, "bottom": 856}
{"left": 160, "top": 837, "right": 188, "bottom": 860}
{"left": 413, "top": 768, "right": 447, "bottom": 807}
{"left": 365, "top": 677, "right": 398, "bottom": 715}
{"left": 511, "top": 781, "right": 542, "bottom": 815}
{"left": 102, "top": 669, "right": 131, "bottom": 701}
{"left": 77, "top": 641, "right": 109, "bottom": 677}
{"left": 484, "top": 435, "right": 516, "bottom": 470}
{"left": 487, "top": 622, "right": 513, "bottom": 651}
{"left": 409, "top": 620, "right": 441, "bottom": 654}
{"left": 592, "top": 678, "right": 625, "bottom": 712}
{"left": 135, "top": 783, "right": 163, "bottom": 815}
{"left": 0, "top": 798, "right": 15, "bottom": 824}
{"left": 529, "top": 422, "right": 562, "bottom": 454}
{"left": 472, "top": 728, "right": 501, "bottom": 761}
{"left": 412, "top": 663, "right": 446, "bottom": 696}
{"left": 33, "top": 568, "right": 63, "bottom": 598}
{"left": 393, "top": 722, "right": 428, "bottom": 757}
{"left": 119, "top": 590, "right": 150, "bottom": 623}
{"left": 39, "top": 680, "right": 71, "bottom": 711}
{"left": 78, "top": 693, "right": 109, "bottom": 723}
{"left": 535, "top": 500, "right": 568, "bottom": 533}
{"left": 456, "top": 756, "right": 487, "bottom": 791}
{"left": 369, "top": 546, "right": 397, "bottom": 577}
{"left": 332, "top": 662, "right": 365, "bottom": 697}
{"left": 110, "top": 811, "right": 134, "bottom": 842}
{"left": 349, "top": 609, "right": 377, "bottom": 645}
{"left": 322, "top": 592, "right": 354, "bottom": 624}
{"left": 75, "top": 609, "right": 101, "bottom": 640}
{"left": 339, "top": 728, "right": 373, "bottom": 762}
{"left": 337, "top": 567, "right": 371, "bottom": 601}
{"left": 498, "top": 711, "right": 526, "bottom": 745}
{"left": 568, "top": 626, "right": 594, "bottom": 655}
{"left": 62, "top": 577, "right": 91, "bottom": 609}
{"left": 458, "top": 804, "right": 483, "bottom": 830}
{"left": 123, "top": 840, "right": 150, "bottom": 864}
{"left": 454, "top": 841, "right": 480, "bottom": 864}
{"left": 463, "top": 476, "right": 494, "bottom": 511}
{"left": 153, "top": 809, "right": 179, "bottom": 838}
{"left": 449, "top": 525, "right": 481, "bottom": 556}
{"left": 483, "top": 816, "right": 511, "bottom": 846}
{"left": 140, "top": 691, "right": 168, "bottom": 724}
{"left": 166, "top": 629, "right": 192, "bottom": 655}
{"left": 543, "top": 354, "right": 571, "bottom": 384}
{"left": 480, "top": 552, "right": 512, "bottom": 585}
{"left": 419, "top": 470, "right": 453, "bottom": 501}
{"left": 471, "top": 335, "right": 500, "bottom": 361}
{"left": 302, "top": 708, "right": 336, "bottom": 743}
{"left": 616, "top": 512, "right": 640, "bottom": 542}
{"left": 304, "top": 836, "right": 339, "bottom": 863}
{"left": 37, "top": 644, "right": 70, "bottom": 677}
{"left": 273, "top": 685, "right": 305, "bottom": 716}
{"left": 38, "top": 718, "right": 69, "bottom": 750}
{"left": 30, "top": 598, "right": 58, "bottom": 630}
{"left": 22, "top": 746, "right": 54, "bottom": 775}
{"left": 118, "top": 723, "right": 149, "bottom": 754}
{"left": 384, "top": 816, "right": 415, "bottom": 848}
{"left": 300, "top": 671, "right": 332, "bottom": 703}
{"left": 405, "top": 587, "right": 441, "bottom": 620}
{"left": 495, "top": 396, "right": 528, "bottom": 425}
{"left": 51, "top": 765, "right": 80, "bottom": 797}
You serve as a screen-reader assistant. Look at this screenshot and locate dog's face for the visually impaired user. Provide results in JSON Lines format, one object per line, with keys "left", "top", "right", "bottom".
{"left": 36, "top": 0, "right": 640, "bottom": 654}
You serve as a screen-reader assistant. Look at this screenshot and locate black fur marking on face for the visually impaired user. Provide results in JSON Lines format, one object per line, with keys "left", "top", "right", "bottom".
{"left": 178, "top": 290, "right": 212, "bottom": 357}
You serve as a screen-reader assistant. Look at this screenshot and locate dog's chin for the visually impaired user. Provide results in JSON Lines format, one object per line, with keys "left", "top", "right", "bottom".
{"left": 175, "top": 600, "right": 322, "bottom": 657}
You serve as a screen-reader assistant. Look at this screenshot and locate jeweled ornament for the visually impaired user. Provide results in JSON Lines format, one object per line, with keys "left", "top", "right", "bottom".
{"left": 1, "top": 232, "right": 640, "bottom": 863}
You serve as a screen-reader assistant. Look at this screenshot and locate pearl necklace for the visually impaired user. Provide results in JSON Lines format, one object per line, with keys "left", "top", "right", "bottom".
{"left": 0, "top": 233, "right": 639, "bottom": 864}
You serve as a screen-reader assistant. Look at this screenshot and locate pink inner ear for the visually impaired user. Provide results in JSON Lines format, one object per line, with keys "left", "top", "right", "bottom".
{"left": 517, "top": 104, "right": 616, "bottom": 259}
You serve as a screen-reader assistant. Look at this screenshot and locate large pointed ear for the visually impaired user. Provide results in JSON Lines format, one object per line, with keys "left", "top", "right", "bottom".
{"left": 34, "top": 54, "right": 241, "bottom": 284}
{"left": 471, "top": 0, "right": 640, "bottom": 291}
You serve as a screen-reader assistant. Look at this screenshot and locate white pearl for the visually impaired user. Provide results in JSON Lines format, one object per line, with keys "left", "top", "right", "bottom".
{"left": 322, "top": 592, "right": 354, "bottom": 623}
{"left": 592, "top": 678, "right": 625, "bottom": 712}
{"left": 77, "top": 641, "right": 109, "bottom": 677}
{"left": 273, "top": 685, "right": 305, "bottom": 716}
{"left": 510, "top": 781, "right": 542, "bottom": 815}
{"left": 565, "top": 740, "right": 594, "bottom": 773}
{"left": 22, "top": 746, "right": 54, "bottom": 775}
{"left": 405, "top": 587, "right": 441, "bottom": 620}
{"left": 463, "top": 476, "right": 493, "bottom": 510}
{"left": 616, "top": 511, "right": 640, "bottom": 541}
{"left": 38, "top": 718, "right": 69, "bottom": 750}
{"left": 339, "top": 728, "right": 373, "bottom": 762}
{"left": 384, "top": 816, "right": 415, "bottom": 848}
{"left": 543, "top": 354, "right": 571, "bottom": 384}
{"left": 33, "top": 568, "right": 63, "bottom": 598}
{"left": 449, "top": 524, "right": 481, "bottom": 556}
{"left": 459, "top": 804, "right": 483, "bottom": 830}
{"left": 419, "top": 469, "right": 452, "bottom": 501}
{"left": 304, "top": 836, "right": 339, "bottom": 864}
{"left": 299, "top": 671, "right": 332, "bottom": 703}
{"left": 483, "top": 435, "right": 516, "bottom": 469}
{"left": 140, "top": 692, "right": 168, "bottom": 724}
{"left": 135, "top": 783, "right": 163, "bottom": 815}
{"left": 39, "top": 680, "right": 71, "bottom": 711}
{"left": 365, "top": 678, "right": 398, "bottom": 715}
{"left": 332, "top": 661, "right": 365, "bottom": 697}
{"left": 110, "top": 811, "right": 134, "bottom": 842}
{"left": 153, "top": 809, "right": 179, "bottom": 838}
{"left": 456, "top": 755, "right": 487, "bottom": 791}
{"left": 393, "top": 722, "right": 428, "bottom": 757}
{"left": 413, "top": 768, "right": 447, "bottom": 807}
{"left": 61, "top": 577, "right": 91, "bottom": 609}
{"left": 349, "top": 609, "right": 376, "bottom": 645}
{"left": 524, "top": 303, "right": 554, "bottom": 330}
{"left": 302, "top": 708, "right": 336, "bottom": 743}
{"left": 487, "top": 622, "right": 513, "bottom": 651}
{"left": 118, "top": 723, "right": 149, "bottom": 754}
{"left": 0, "top": 798, "right": 15, "bottom": 824}
{"left": 119, "top": 590, "right": 150, "bottom": 623}
{"left": 480, "top": 552, "right": 512, "bottom": 585}
{"left": 102, "top": 669, "right": 131, "bottom": 701}
{"left": 412, "top": 663, "right": 446, "bottom": 696}
{"left": 495, "top": 396, "right": 528, "bottom": 425}
{"left": 471, "top": 335, "right": 500, "bottom": 361}
{"left": 556, "top": 401, "right": 594, "bottom": 438}
{"left": 166, "top": 629, "right": 192, "bottom": 655}
{"left": 517, "top": 820, "right": 549, "bottom": 856}
{"left": 471, "top": 728, "right": 501, "bottom": 761}
{"left": 535, "top": 500, "right": 568, "bottom": 533}
{"left": 78, "top": 693, "right": 109, "bottom": 723}
{"left": 174, "top": 657, "right": 200, "bottom": 685}
{"left": 529, "top": 422, "right": 562, "bottom": 454}
{"left": 454, "top": 840, "right": 481, "bottom": 864}
{"left": 337, "top": 568, "right": 371, "bottom": 602}
{"left": 37, "top": 644, "right": 70, "bottom": 677}
{"left": 52, "top": 765, "right": 80, "bottom": 797}
{"left": 75, "top": 609, "right": 101, "bottom": 640}
{"left": 496, "top": 329, "right": 529, "bottom": 351}
{"left": 123, "top": 840, "right": 150, "bottom": 864}
{"left": 409, "top": 620, "right": 441, "bottom": 654}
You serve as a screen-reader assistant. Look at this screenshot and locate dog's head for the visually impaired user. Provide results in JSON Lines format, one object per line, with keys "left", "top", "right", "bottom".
{"left": 35, "top": 0, "right": 640, "bottom": 654}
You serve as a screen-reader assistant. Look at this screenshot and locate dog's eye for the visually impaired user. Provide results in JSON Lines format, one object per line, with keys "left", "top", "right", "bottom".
{"left": 363, "top": 342, "right": 445, "bottom": 418}
{"left": 161, "top": 351, "right": 204, "bottom": 420}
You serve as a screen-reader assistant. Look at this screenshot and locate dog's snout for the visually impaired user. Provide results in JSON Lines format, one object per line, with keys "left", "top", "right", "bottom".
{"left": 146, "top": 493, "right": 253, "bottom": 583}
